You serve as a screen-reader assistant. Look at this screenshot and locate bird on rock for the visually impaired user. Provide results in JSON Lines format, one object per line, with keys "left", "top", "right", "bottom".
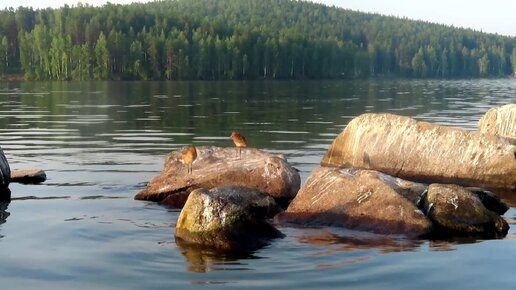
{"left": 179, "top": 145, "right": 197, "bottom": 174}
{"left": 230, "top": 131, "right": 247, "bottom": 159}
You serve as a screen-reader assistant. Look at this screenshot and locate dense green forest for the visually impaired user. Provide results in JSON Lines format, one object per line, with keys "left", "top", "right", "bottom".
{"left": 0, "top": 0, "right": 515, "bottom": 80}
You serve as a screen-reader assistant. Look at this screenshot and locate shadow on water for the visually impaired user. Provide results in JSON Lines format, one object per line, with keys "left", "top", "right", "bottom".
{"left": 175, "top": 238, "right": 262, "bottom": 273}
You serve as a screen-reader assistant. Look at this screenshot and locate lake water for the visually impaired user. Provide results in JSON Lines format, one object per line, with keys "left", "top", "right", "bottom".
{"left": 0, "top": 79, "right": 514, "bottom": 289}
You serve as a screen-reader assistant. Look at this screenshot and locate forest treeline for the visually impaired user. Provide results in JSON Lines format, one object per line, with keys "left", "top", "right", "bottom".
{"left": 0, "top": 0, "right": 515, "bottom": 80}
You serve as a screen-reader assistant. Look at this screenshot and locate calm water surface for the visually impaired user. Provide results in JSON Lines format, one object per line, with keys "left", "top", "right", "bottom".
{"left": 0, "top": 79, "right": 514, "bottom": 289}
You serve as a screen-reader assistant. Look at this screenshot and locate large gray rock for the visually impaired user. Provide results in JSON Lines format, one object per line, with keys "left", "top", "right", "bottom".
{"left": 135, "top": 146, "right": 300, "bottom": 208}
{"left": 478, "top": 104, "right": 516, "bottom": 142}
{"left": 175, "top": 187, "right": 283, "bottom": 251}
{"left": 276, "top": 166, "right": 433, "bottom": 237}
{"left": 321, "top": 113, "right": 516, "bottom": 189}
{"left": 422, "top": 184, "right": 509, "bottom": 237}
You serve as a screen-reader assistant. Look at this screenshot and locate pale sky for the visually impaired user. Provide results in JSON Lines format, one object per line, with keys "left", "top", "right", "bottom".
{"left": 1, "top": 0, "right": 515, "bottom": 37}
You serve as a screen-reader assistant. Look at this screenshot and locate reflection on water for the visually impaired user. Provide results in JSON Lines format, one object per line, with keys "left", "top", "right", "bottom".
{"left": 175, "top": 238, "right": 260, "bottom": 273}
{"left": 496, "top": 189, "right": 516, "bottom": 208}
{"left": 0, "top": 79, "right": 514, "bottom": 289}
{"left": 0, "top": 201, "right": 9, "bottom": 225}
{"left": 293, "top": 227, "right": 423, "bottom": 256}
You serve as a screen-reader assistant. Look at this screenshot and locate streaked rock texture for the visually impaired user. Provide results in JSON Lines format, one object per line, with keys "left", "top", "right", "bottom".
{"left": 135, "top": 146, "right": 300, "bottom": 208}
{"left": 175, "top": 187, "right": 283, "bottom": 251}
{"left": 321, "top": 113, "right": 516, "bottom": 189}
{"left": 421, "top": 184, "right": 509, "bottom": 236}
{"left": 478, "top": 104, "right": 516, "bottom": 141}
{"left": 276, "top": 166, "right": 433, "bottom": 237}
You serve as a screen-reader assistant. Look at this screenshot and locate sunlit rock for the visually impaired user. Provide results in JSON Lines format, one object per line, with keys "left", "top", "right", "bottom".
{"left": 478, "top": 104, "right": 516, "bottom": 142}
{"left": 421, "top": 184, "right": 509, "bottom": 237}
{"left": 10, "top": 169, "right": 47, "bottom": 184}
{"left": 321, "top": 113, "right": 516, "bottom": 189}
{"left": 135, "top": 146, "right": 300, "bottom": 208}
{"left": 276, "top": 166, "right": 433, "bottom": 237}
{"left": 175, "top": 187, "right": 283, "bottom": 251}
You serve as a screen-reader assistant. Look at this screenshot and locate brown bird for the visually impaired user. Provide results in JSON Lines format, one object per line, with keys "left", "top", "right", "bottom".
{"left": 230, "top": 131, "right": 247, "bottom": 159}
{"left": 179, "top": 145, "right": 197, "bottom": 174}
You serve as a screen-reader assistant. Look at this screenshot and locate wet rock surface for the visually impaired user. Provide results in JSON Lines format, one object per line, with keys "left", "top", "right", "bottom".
{"left": 135, "top": 146, "right": 300, "bottom": 208}
{"left": 276, "top": 166, "right": 433, "bottom": 237}
{"left": 421, "top": 184, "right": 509, "bottom": 237}
{"left": 175, "top": 186, "right": 283, "bottom": 251}
{"left": 321, "top": 113, "right": 516, "bottom": 189}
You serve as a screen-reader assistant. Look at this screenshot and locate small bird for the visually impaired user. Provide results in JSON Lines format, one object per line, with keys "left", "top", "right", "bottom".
{"left": 179, "top": 145, "right": 197, "bottom": 175}
{"left": 230, "top": 131, "right": 247, "bottom": 159}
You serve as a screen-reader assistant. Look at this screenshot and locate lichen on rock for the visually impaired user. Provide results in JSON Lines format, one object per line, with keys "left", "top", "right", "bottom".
{"left": 175, "top": 186, "right": 283, "bottom": 251}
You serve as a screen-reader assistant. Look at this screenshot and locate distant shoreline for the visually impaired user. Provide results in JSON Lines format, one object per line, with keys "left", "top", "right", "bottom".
{"left": 0, "top": 74, "right": 25, "bottom": 81}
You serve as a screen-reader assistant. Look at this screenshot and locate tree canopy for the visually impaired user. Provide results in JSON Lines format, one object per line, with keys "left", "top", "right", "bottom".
{"left": 1, "top": 0, "right": 515, "bottom": 80}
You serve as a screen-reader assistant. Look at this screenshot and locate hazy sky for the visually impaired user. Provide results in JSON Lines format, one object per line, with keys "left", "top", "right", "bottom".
{"left": 314, "top": 0, "right": 516, "bottom": 37}
{"left": 1, "top": 0, "right": 515, "bottom": 37}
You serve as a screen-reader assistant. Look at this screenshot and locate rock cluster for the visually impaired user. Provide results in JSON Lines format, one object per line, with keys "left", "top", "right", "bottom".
{"left": 277, "top": 167, "right": 509, "bottom": 237}
{"left": 276, "top": 167, "right": 433, "bottom": 236}
{"left": 137, "top": 105, "right": 514, "bottom": 251}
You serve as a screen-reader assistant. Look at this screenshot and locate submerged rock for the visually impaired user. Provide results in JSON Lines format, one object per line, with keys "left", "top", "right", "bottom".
{"left": 175, "top": 187, "right": 283, "bottom": 251}
{"left": 276, "top": 166, "right": 433, "bottom": 237}
{"left": 478, "top": 104, "right": 516, "bottom": 142}
{"left": 135, "top": 146, "right": 300, "bottom": 208}
{"left": 10, "top": 169, "right": 47, "bottom": 184}
{"left": 422, "top": 184, "right": 509, "bottom": 237}
{"left": 321, "top": 113, "right": 516, "bottom": 189}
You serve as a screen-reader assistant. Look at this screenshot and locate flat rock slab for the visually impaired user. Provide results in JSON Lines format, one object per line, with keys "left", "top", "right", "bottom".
{"left": 175, "top": 187, "right": 283, "bottom": 251}
{"left": 478, "top": 104, "right": 516, "bottom": 141}
{"left": 10, "top": 169, "right": 47, "bottom": 184}
{"left": 276, "top": 166, "right": 433, "bottom": 237}
{"left": 321, "top": 113, "right": 516, "bottom": 189}
{"left": 135, "top": 146, "right": 300, "bottom": 208}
